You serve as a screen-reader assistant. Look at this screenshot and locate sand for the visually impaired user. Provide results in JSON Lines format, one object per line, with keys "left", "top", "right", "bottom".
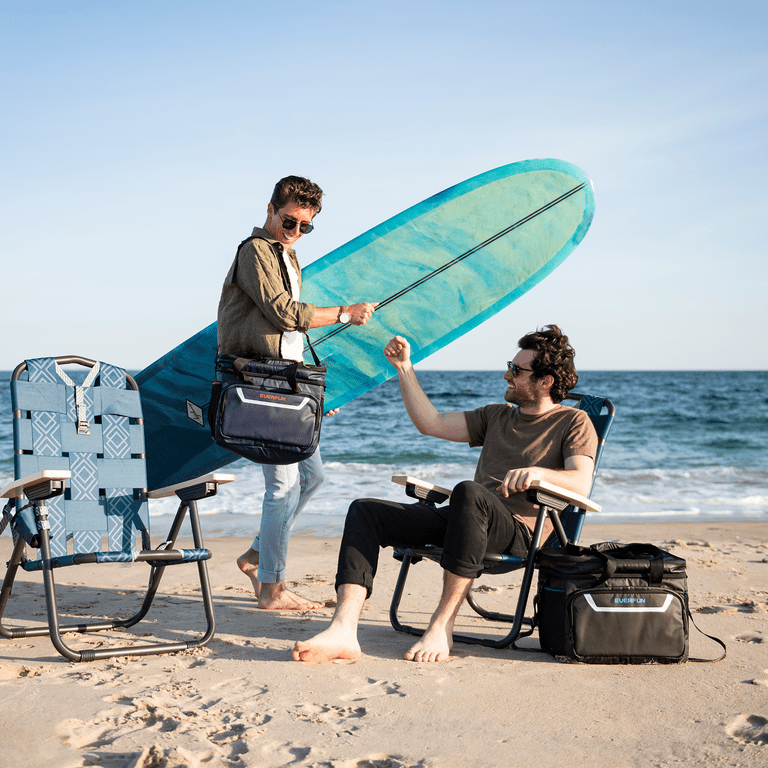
{"left": 1, "top": 521, "right": 766, "bottom": 768}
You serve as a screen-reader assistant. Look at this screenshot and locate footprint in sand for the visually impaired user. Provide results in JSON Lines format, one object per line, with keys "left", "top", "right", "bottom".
{"left": 291, "top": 702, "right": 367, "bottom": 728}
{"left": 734, "top": 633, "right": 764, "bottom": 643}
{"left": 338, "top": 677, "right": 407, "bottom": 702}
{"left": 350, "top": 754, "right": 430, "bottom": 767}
{"left": 725, "top": 714, "right": 768, "bottom": 745}
{"left": 0, "top": 664, "right": 50, "bottom": 680}
{"left": 210, "top": 676, "right": 268, "bottom": 696}
{"left": 60, "top": 689, "right": 271, "bottom": 760}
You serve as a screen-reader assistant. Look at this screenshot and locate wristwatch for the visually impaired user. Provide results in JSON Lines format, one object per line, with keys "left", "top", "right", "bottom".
{"left": 338, "top": 310, "right": 351, "bottom": 324}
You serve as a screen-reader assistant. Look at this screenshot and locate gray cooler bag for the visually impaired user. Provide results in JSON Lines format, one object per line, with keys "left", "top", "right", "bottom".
{"left": 535, "top": 542, "right": 690, "bottom": 664}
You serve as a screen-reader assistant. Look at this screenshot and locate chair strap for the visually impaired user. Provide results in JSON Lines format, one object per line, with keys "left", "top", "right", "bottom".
{"left": 0, "top": 500, "right": 16, "bottom": 536}
{"left": 0, "top": 499, "right": 33, "bottom": 536}
{"left": 54, "top": 362, "right": 101, "bottom": 435}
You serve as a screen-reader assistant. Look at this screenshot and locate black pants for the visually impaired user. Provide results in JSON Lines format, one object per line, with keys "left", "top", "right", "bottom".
{"left": 335, "top": 480, "right": 532, "bottom": 597}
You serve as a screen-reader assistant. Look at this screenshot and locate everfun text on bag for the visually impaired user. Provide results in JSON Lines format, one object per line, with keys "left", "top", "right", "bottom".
{"left": 209, "top": 353, "right": 326, "bottom": 465}
{"left": 535, "top": 542, "right": 692, "bottom": 664}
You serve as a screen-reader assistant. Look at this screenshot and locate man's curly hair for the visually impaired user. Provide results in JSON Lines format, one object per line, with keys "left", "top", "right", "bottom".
{"left": 518, "top": 324, "right": 578, "bottom": 403}
{"left": 270, "top": 176, "right": 324, "bottom": 214}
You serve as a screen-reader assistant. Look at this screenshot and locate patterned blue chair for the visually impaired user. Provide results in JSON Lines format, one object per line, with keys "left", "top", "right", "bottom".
{"left": 0, "top": 356, "right": 234, "bottom": 662}
{"left": 389, "top": 392, "right": 614, "bottom": 649}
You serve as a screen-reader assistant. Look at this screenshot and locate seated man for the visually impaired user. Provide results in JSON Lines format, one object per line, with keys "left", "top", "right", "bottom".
{"left": 293, "top": 324, "right": 597, "bottom": 663}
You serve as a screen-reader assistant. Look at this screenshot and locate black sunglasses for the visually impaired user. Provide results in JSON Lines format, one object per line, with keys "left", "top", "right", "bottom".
{"left": 507, "top": 362, "right": 533, "bottom": 376}
{"left": 274, "top": 210, "right": 314, "bottom": 234}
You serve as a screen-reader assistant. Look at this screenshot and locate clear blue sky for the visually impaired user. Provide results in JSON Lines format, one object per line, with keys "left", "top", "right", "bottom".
{"left": 2, "top": 0, "right": 765, "bottom": 370}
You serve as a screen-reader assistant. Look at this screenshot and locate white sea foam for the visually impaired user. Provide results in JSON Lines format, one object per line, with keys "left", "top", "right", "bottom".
{"left": 141, "top": 456, "right": 768, "bottom": 538}
{"left": 3, "top": 453, "right": 766, "bottom": 539}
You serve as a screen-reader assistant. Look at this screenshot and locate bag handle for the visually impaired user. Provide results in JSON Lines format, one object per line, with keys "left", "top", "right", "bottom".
{"left": 232, "top": 357, "right": 303, "bottom": 393}
{"left": 592, "top": 543, "right": 667, "bottom": 584}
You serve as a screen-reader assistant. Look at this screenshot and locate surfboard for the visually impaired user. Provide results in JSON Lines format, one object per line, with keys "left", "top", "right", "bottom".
{"left": 136, "top": 158, "right": 595, "bottom": 489}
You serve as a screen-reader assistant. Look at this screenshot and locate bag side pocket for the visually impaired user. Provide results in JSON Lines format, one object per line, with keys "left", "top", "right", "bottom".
{"left": 208, "top": 381, "right": 222, "bottom": 438}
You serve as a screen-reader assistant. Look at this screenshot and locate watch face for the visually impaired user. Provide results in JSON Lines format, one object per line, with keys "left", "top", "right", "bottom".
{"left": 340, "top": 312, "right": 351, "bottom": 324}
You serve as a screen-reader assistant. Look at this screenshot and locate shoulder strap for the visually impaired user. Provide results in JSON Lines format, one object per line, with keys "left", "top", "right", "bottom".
{"left": 688, "top": 609, "right": 727, "bottom": 663}
{"left": 226, "top": 235, "right": 293, "bottom": 296}
{"left": 228, "top": 237, "right": 322, "bottom": 368}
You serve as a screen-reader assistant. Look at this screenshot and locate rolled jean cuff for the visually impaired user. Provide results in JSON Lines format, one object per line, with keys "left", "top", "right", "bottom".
{"left": 439, "top": 552, "right": 483, "bottom": 579}
{"left": 335, "top": 568, "right": 374, "bottom": 599}
{"left": 257, "top": 566, "right": 285, "bottom": 584}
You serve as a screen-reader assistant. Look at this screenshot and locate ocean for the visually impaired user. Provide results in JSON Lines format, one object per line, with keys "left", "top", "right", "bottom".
{"left": 2, "top": 370, "right": 767, "bottom": 538}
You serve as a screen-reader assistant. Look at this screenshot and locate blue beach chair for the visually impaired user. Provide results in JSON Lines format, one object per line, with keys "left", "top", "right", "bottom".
{"left": 0, "top": 356, "right": 234, "bottom": 662}
{"left": 389, "top": 392, "right": 614, "bottom": 649}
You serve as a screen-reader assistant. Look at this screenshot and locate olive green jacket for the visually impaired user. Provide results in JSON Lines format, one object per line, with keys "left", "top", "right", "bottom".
{"left": 216, "top": 227, "right": 316, "bottom": 358}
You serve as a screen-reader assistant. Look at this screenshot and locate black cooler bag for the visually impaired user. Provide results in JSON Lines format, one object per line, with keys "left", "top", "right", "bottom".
{"left": 209, "top": 354, "right": 326, "bottom": 465}
{"left": 535, "top": 542, "right": 689, "bottom": 664}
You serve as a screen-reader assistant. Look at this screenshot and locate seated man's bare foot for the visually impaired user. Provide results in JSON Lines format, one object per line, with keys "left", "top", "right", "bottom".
{"left": 259, "top": 582, "right": 324, "bottom": 611}
{"left": 404, "top": 625, "right": 453, "bottom": 662}
{"left": 292, "top": 625, "right": 361, "bottom": 663}
{"left": 236, "top": 548, "right": 261, "bottom": 598}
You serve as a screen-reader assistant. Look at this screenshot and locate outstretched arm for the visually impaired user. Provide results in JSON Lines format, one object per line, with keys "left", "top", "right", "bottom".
{"left": 384, "top": 336, "right": 470, "bottom": 443}
{"left": 309, "top": 302, "right": 378, "bottom": 329}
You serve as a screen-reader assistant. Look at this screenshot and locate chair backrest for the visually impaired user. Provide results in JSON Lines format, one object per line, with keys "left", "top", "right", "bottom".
{"left": 557, "top": 392, "right": 615, "bottom": 543}
{"left": 11, "top": 357, "right": 151, "bottom": 559}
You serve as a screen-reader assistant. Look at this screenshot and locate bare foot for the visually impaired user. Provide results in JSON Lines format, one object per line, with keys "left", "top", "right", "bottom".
{"left": 236, "top": 548, "right": 261, "bottom": 597}
{"left": 259, "top": 582, "right": 324, "bottom": 611}
{"left": 292, "top": 625, "right": 362, "bottom": 663}
{"left": 404, "top": 624, "right": 453, "bottom": 662}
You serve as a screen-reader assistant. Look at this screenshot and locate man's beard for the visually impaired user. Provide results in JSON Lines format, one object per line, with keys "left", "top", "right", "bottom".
{"left": 504, "top": 384, "right": 536, "bottom": 408}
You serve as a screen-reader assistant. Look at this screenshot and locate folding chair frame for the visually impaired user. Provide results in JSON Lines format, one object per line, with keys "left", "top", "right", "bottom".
{"left": 0, "top": 357, "right": 234, "bottom": 662}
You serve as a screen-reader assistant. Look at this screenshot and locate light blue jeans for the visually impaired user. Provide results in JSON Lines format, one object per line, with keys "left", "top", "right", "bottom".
{"left": 253, "top": 449, "right": 325, "bottom": 583}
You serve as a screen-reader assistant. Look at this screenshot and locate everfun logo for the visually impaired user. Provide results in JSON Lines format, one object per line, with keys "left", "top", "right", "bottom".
{"left": 614, "top": 597, "right": 646, "bottom": 604}
{"left": 259, "top": 393, "right": 287, "bottom": 402}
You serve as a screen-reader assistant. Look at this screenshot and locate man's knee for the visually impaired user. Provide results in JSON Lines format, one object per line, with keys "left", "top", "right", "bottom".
{"left": 449, "top": 480, "right": 490, "bottom": 519}
{"left": 451, "top": 480, "right": 482, "bottom": 501}
{"left": 303, "top": 466, "right": 325, "bottom": 496}
{"left": 346, "top": 498, "right": 386, "bottom": 529}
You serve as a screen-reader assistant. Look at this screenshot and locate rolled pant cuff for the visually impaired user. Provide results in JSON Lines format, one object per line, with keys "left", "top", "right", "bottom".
{"left": 257, "top": 568, "right": 286, "bottom": 584}
{"left": 335, "top": 569, "right": 374, "bottom": 599}
{"left": 439, "top": 552, "right": 482, "bottom": 579}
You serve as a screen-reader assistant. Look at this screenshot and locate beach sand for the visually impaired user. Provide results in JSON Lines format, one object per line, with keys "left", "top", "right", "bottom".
{"left": 1, "top": 521, "right": 766, "bottom": 768}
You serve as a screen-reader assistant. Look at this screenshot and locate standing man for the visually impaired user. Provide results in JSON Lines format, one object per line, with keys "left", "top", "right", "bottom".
{"left": 218, "top": 176, "right": 377, "bottom": 610}
{"left": 292, "top": 325, "right": 597, "bottom": 659}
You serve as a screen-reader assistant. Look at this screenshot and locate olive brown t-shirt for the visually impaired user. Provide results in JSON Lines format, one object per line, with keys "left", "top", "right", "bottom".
{"left": 463, "top": 403, "right": 598, "bottom": 539}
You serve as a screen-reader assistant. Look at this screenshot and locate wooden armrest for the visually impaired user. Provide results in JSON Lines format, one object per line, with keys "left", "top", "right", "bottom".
{"left": 391, "top": 475, "right": 452, "bottom": 504}
{"left": 147, "top": 473, "right": 236, "bottom": 499}
{"left": 528, "top": 480, "right": 601, "bottom": 513}
{"left": 1, "top": 470, "right": 71, "bottom": 499}
{"left": 391, "top": 475, "right": 453, "bottom": 497}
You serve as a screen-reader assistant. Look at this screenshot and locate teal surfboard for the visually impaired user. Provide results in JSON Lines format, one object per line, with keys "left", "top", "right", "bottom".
{"left": 136, "top": 158, "right": 595, "bottom": 488}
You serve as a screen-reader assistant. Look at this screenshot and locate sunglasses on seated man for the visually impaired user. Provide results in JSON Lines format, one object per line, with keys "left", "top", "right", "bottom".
{"left": 507, "top": 362, "right": 534, "bottom": 376}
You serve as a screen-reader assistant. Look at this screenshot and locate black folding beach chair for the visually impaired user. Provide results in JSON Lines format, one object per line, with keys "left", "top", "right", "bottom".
{"left": 0, "top": 356, "right": 234, "bottom": 662}
{"left": 389, "top": 392, "right": 614, "bottom": 649}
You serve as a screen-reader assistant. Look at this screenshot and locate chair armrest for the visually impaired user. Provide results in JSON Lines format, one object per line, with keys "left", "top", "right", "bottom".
{"left": 391, "top": 475, "right": 452, "bottom": 505}
{"left": 147, "top": 473, "right": 236, "bottom": 500}
{"left": 1, "top": 470, "right": 71, "bottom": 500}
{"left": 526, "top": 480, "right": 601, "bottom": 513}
